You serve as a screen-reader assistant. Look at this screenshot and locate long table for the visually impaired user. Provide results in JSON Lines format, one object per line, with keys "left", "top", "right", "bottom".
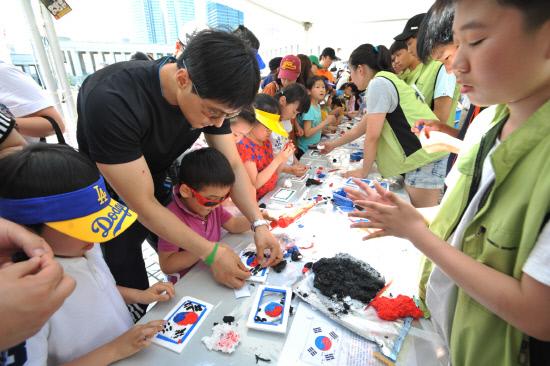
{"left": 115, "top": 121, "right": 448, "bottom": 366}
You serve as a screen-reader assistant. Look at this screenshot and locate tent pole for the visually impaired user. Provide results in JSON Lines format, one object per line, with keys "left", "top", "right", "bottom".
{"left": 40, "top": 3, "right": 78, "bottom": 134}
{"left": 20, "top": 0, "right": 63, "bottom": 116}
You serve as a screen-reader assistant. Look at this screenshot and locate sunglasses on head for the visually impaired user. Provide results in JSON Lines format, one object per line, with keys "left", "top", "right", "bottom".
{"left": 189, "top": 186, "right": 230, "bottom": 207}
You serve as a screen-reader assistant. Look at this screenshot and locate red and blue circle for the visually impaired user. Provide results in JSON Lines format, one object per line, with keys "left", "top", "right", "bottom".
{"left": 173, "top": 311, "right": 198, "bottom": 326}
{"left": 264, "top": 302, "right": 283, "bottom": 317}
{"left": 246, "top": 255, "right": 258, "bottom": 267}
{"left": 315, "top": 336, "right": 332, "bottom": 351}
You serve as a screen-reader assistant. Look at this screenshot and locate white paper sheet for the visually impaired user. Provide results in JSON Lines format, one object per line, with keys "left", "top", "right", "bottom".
{"left": 279, "top": 302, "right": 382, "bottom": 366}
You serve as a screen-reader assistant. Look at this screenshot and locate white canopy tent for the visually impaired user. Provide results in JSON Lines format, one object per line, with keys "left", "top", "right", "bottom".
{"left": 16, "top": 0, "right": 436, "bottom": 143}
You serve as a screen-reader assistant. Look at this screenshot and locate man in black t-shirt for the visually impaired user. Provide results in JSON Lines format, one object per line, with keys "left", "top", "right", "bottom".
{"left": 77, "top": 30, "right": 281, "bottom": 317}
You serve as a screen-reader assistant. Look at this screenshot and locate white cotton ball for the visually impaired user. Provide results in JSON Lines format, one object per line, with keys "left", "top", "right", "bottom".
{"left": 202, "top": 323, "right": 241, "bottom": 354}
{"left": 283, "top": 179, "right": 292, "bottom": 188}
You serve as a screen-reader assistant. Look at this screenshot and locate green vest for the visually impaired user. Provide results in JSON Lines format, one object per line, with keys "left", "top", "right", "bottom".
{"left": 403, "top": 63, "right": 423, "bottom": 85}
{"left": 373, "top": 71, "right": 447, "bottom": 177}
{"left": 409, "top": 60, "right": 461, "bottom": 127}
{"left": 425, "top": 102, "right": 550, "bottom": 366}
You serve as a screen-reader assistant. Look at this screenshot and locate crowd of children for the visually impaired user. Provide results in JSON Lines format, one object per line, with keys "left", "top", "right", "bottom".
{"left": 0, "top": 0, "right": 548, "bottom": 365}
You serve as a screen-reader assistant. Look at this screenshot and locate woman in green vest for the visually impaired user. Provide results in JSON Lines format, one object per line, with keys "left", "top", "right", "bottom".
{"left": 348, "top": 1, "right": 550, "bottom": 365}
{"left": 322, "top": 44, "right": 448, "bottom": 208}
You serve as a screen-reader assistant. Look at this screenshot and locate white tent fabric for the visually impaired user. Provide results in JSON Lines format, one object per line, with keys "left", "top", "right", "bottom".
{"left": 229, "top": 0, "right": 436, "bottom": 61}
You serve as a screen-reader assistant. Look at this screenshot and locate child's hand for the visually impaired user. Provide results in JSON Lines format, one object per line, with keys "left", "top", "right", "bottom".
{"left": 342, "top": 169, "right": 364, "bottom": 178}
{"left": 412, "top": 119, "right": 445, "bottom": 138}
{"left": 289, "top": 163, "right": 307, "bottom": 177}
{"left": 110, "top": 320, "right": 164, "bottom": 362}
{"left": 319, "top": 141, "right": 335, "bottom": 154}
{"left": 295, "top": 124, "right": 304, "bottom": 137}
{"left": 323, "top": 115, "right": 337, "bottom": 126}
{"left": 139, "top": 282, "right": 175, "bottom": 304}
{"left": 276, "top": 142, "right": 295, "bottom": 163}
{"left": 348, "top": 183, "right": 428, "bottom": 241}
{"left": 344, "top": 179, "right": 393, "bottom": 206}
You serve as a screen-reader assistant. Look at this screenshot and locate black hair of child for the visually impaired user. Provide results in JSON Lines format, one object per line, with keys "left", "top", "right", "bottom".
{"left": 177, "top": 147, "right": 235, "bottom": 191}
{"left": 275, "top": 83, "right": 309, "bottom": 113}
{"left": 236, "top": 106, "right": 256, "bottom": 125}
{"left": 297, "top": 54, "right": 314, "bottom": 87}
{"left": 496, "top": 0, "right": 550, "bottom": 29}
{"left": 0, "top": 143, "right": 100, "bottom": 232}
{"left": 349, "top": 44, "right": 394, "bottom": 73}
{"left": 268, "top": 57, "right": 283, "bottom": 72}
{"left": 177, "top": 29, "right": 260, "bottom": 109}
{"left": 253, "top": 94, "right": 280, "bottom": 115}
{"left": 130, "top": 51, "right": 153, "bottom": 61}
{"left": 417, "top": 0, "right": 454, "bottom": 64}
{"left": 389, "top": 40, "right": 408, "bottom": 55}
{"left": 305, "top": 75, "right": 325, "bottom": 90}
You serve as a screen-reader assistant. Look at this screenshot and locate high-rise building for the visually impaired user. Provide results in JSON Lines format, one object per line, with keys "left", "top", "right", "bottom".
{"left": 132, "top": 0, "right": 199, "bottom": 45}
{"left": 164, "top": 0, "right": 196, "bottom": 45}
{"left": 206, "top": 1, "right": 243, "bottom": 30}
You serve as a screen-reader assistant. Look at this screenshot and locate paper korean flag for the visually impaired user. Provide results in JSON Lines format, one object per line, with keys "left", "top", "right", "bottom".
{"left": 247, "top": 285, "right": 292, "bottom": 334}
{"left": 300, "top": 325, "right": 342, "bottom": 364}
{"left": 153, "top": 296, "right": 212, "bottom": 353}
{"left": 240, "top": 250, "right": 269, "bottom": 283}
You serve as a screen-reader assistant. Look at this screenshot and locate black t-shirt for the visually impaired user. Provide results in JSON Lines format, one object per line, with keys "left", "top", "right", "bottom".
{"left": 76, "top": 57, "right": 230, "bottom": 200}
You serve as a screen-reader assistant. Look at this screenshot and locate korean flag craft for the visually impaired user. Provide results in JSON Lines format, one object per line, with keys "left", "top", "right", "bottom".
{"left": 344, "top": 178, "right": 389, "bottom": 191}
{"left": 240, "top": 246, "right": 269, "bottom": 283}
{"left": 300, "top": 324, "right": 342, "bottom": 364}
{"left": 247, "top": 285, "right": 292, "bottom": 334}
{"left": 153, "top": 296, "right": 212, "bottom": 353}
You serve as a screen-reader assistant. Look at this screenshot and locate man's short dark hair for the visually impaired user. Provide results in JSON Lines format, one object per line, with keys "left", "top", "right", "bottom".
{"left": 177, "top": 30, "right": 260, "bottom": 109}
{"left": 417, "top": 0, "right": 454, "bottom": 63}
{"left": 178, "top": 147, "right": 235, "bottom": 190}
{"left": 389, "top": 40, "right": 408, "bottom": 55}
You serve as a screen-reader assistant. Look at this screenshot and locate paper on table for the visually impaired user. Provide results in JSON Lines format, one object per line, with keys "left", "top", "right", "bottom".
{"left": 279, "top": 302, "right": 381, "bottom": 366}
{"left": 234, "top": 284, "right": 251, "bottom": 299}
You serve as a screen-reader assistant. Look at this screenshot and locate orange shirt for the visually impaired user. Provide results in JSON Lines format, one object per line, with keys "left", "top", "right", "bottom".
{"left": 261, "top": 81, "right": 279, "bottom": 96}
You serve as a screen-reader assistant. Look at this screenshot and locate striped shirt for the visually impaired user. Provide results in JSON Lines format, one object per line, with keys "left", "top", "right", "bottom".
{"left": 0, "top": 104, "right": 16, "bottom": 144}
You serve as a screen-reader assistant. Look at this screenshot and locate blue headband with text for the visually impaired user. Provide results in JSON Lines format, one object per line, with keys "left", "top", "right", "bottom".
{"left": 0, "top": 177, "right": 111, "bottom": 224}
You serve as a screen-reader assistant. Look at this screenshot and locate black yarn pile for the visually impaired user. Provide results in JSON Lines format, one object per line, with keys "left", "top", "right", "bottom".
{"left": 312, "top": 253, "right": 385, "bottom": 304}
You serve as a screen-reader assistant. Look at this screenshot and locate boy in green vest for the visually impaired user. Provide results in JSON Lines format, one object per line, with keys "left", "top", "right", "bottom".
{"left": 349, "top": 1, "right": 550, "bottom": 365}
{"left": 395, "top": 13, "right": 460, "bottom": 128}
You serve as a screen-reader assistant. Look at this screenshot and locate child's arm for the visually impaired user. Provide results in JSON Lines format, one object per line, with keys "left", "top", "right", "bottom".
{"left": 117, "top": 282, "right": 175, "bottom": 305}
{"left": 63, "top": 320, "right": 164, "bottom": 366}
{"left": 349, "top": 184, "right": 550, "bottom": 341}
{"left": 320, "top": 116, "right": 366, "bottom": 153}
{"left": 243, "top": 144, "right": 294, "bottom": 189}
{"left": 343, "top": 113, "right": 385, "bottom": 178}
{"left": 222, "top": 216, "right": 251, "bottom": 233}
{"left": 158, "top": 250, "right": 200, "bottom": 277}
{"left": 303, "top": 115, "right": 335, "bottom": 138}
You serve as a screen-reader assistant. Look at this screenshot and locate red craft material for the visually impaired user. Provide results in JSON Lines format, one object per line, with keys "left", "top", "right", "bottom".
{"left": 270, "top": 203, "right": 316, "bottom": 229}
{"left": 370, "top": 295, "right": 424, "bottom": 321}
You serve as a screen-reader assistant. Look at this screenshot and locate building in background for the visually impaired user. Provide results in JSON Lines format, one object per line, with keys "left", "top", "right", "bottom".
{"left": 164, "top": 0, "right": 196, "bottom": 45}
{"left": 206, "top": 1, "right": 243, "bottom": 30}
{"left": 133, "top": 0, "right": 199, "bottom": 45}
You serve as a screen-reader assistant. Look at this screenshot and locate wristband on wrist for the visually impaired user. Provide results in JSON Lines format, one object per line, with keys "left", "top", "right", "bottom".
{"left": 204, "top": 242, "right": 219, "bottom": 266}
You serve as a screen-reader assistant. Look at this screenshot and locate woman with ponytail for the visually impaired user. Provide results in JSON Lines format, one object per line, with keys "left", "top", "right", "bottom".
{"left": 321, "top": 44, "right": 448, "bottom": 207}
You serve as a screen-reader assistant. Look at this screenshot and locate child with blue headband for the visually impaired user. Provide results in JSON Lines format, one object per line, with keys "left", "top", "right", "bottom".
{"left": 0, "top": 143, "right": 175, "bottom": 365}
